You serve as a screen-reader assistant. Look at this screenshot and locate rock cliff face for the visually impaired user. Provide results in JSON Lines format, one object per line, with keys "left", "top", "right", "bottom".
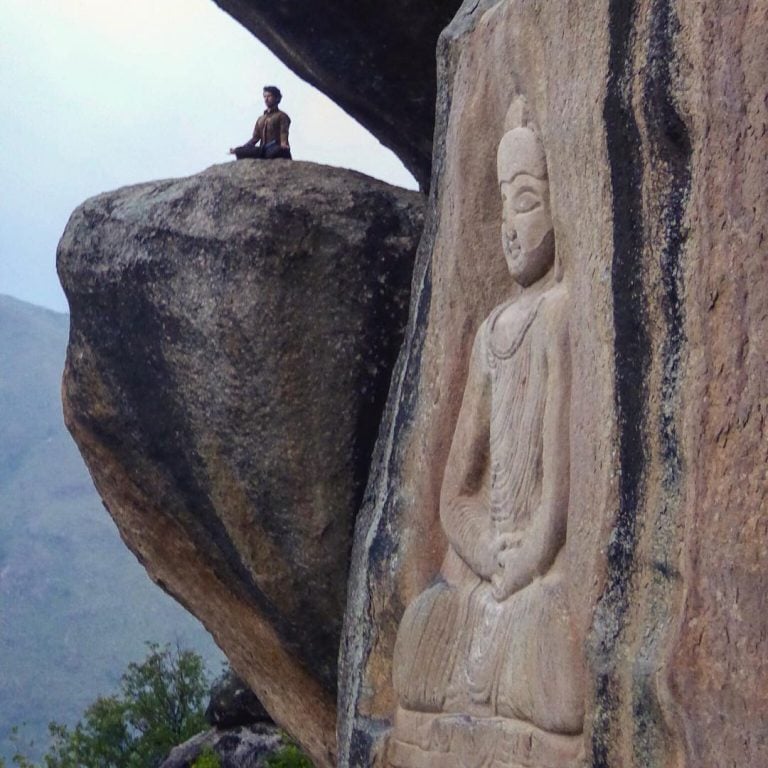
{"left": 57, "top": 160, "right": 424, "bottom": 768}
{"left": 340, "top": 1, "right": 767, "bottom": 767}
{"left": 211, "top": 0, "right": 461, "bottom": 190}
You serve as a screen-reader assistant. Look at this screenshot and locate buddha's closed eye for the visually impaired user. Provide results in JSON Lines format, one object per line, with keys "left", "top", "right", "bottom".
{"left": 512, "top": 189, "right": 541, "bottom": 213}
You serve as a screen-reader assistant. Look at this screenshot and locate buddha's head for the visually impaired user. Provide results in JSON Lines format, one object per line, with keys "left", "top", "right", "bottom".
{"left": 497, "top": 102, "right": 554, "bottom": 287}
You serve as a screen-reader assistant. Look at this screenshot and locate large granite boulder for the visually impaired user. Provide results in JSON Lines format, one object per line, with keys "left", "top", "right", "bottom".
{"left": 211, "top": 0, "right": 461, "bottom": 190}
{"left": 57, "top": 160, "right": 424, "bottom": 768}
{"left": 340, "top": 1, "right": 768, "bottom": 767}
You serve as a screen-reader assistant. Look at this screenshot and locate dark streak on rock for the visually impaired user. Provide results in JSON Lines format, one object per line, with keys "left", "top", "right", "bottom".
{"left": 594, "top": 0, "right": 692, "bottom": 763}
{"left": 592, "top": 0, "right": 648, "bottom": 765}
{"left": 634, "top": 0, "right": 692, "bottom": 764}
{"left": 643, "top": 0, "right": 691, "bottom": 493}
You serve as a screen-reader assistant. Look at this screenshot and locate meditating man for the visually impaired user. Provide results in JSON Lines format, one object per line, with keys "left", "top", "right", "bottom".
{"left": 229, "top": 85, "right": 291, "bottom": 160}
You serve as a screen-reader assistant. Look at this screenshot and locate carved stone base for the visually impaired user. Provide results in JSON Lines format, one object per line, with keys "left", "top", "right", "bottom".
{"left": 387, "top": 708, "right": 584, "bottom": 768}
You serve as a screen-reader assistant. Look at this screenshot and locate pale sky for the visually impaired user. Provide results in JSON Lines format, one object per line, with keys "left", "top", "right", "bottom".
{"left": 0, "top": 0, "right": 418, "bottom": 313}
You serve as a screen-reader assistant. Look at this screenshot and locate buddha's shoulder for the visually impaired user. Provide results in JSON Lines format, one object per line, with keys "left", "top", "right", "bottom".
{"left": 537, "top": 286, "right": 570, "bottom": 351}
{"left": 539, "top": 281, "right": 568, "bottom": 309}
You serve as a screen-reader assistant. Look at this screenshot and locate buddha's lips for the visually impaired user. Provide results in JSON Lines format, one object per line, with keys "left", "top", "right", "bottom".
{"left": 503, "top": 233, "right": 521, "bottom": 262}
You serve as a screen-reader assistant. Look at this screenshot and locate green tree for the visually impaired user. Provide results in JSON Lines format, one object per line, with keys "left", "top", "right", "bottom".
{"left": 14, "top": 643, "right": 209, "bottom": 768}
{"left": 43, "top": 697, "right": 132, "bottom": 768}
{"left": 120, "top": 642, "right": 208, "bottom": 766}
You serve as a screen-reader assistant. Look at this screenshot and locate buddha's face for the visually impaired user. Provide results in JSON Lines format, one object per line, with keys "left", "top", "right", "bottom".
{"left": 497, "top": 128, "right": 554, "bottom": 287}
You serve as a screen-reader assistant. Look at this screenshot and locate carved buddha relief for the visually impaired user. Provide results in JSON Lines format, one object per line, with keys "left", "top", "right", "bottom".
{"left": 387, "top": 100, "right": 585, "bottom": 768}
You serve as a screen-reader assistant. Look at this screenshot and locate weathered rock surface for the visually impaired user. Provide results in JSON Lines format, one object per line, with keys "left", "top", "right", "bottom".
{"left": 160, "top": 723, "right": 285, "bottom": 768}
{"left": 211, "top": 0, "right": 461, "bottom": 190}
{"left": 58, "top": 160, "right": 424, "bottom": 768}
{"left": 340, "top": 1, "right": 767, "bottom": 767}
{"left": 205, "top": 669, "right": 272, "bottom": 728}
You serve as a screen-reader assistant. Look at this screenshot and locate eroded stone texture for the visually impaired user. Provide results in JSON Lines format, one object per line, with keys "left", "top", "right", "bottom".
{"left": 212, "top": 0, "right": 462, "bottom": 190}
{"left": 658, "top": 2, "right": 768, "bottom": 764}
{"left": 340, "top": 1, "right": 767, "bottom": 767}
{"left": 58, "top": 160, "right": 424, "bottom": 768}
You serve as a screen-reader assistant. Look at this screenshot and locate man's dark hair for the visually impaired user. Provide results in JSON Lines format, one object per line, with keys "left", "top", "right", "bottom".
{"left": 263, "top": 85, "right": 282, "bottom": 103}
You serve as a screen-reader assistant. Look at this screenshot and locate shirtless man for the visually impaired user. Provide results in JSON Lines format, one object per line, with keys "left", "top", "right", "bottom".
{"left": 229, "top": 85, "right": 291, "bottom": 160}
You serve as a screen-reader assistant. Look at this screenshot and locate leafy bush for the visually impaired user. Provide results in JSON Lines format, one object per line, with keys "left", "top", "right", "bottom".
{"left": 191, "top": 745, "right": 221, "bottom": 768}
{"left": 264, "top": 743, "right": 313, "bottom": 768}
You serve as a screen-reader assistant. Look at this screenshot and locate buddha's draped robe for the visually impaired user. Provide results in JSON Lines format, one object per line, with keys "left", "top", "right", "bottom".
{"left": 392, "top": 287, "right": 583, "bottom": 735}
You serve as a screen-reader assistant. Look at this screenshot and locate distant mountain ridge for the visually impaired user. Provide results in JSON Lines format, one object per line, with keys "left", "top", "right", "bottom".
{"left": 0, "top": 294, "right": 222, "bottom": 761}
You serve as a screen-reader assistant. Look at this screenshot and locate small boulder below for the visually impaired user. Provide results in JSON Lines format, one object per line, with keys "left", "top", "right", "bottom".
{"left": 160, "top": 723, "right": 287, "bottom": 768}
{"left": 57, "top": 160, "right": 424, "bottom": 767}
